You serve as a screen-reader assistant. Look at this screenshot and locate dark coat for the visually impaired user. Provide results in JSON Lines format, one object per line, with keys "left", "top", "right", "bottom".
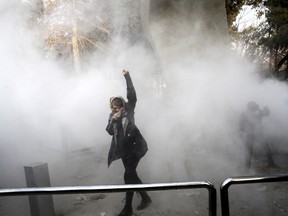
{"left": 106, "top": 73, "right": 148, "bottom": 167}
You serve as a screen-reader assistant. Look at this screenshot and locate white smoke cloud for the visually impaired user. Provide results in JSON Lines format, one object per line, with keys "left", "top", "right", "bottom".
{"left": 0, "top": 2, "right": 288, "bottom": 215}
{"left": 140, "top": 0, "right": 288, "bottom": 184}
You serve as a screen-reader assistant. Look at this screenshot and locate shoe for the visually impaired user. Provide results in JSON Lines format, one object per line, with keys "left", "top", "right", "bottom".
{"left": 117, "top": 207, "right": 133, "bottom": 216}
{"left": 136, "top": 197, "right": 152, "bottom": 210}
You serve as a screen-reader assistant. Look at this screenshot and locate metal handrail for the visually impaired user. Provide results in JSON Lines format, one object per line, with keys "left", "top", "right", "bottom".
{"left": 0, "top": 181, "right": 217, "bottom": 216}
{"left": 220, "top": 173, "right": 288, "bottom": 216}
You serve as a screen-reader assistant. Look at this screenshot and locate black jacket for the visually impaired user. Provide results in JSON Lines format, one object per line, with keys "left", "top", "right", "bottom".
{"left": 106, "top": 73, "right": 148, "bottom": 167}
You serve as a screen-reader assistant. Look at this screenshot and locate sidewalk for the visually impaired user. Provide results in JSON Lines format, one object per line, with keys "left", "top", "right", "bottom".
{"left": 1, "top": 150, "right": 288, "bottom": 216}
{"left": 60, "top": 153, "right": 288, "bottom": 216}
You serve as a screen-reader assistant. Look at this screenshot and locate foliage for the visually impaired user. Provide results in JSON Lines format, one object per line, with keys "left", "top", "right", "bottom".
{"left": 23, "top": 0, "right": 148, "bottom": 73}
{"left": 259, "top": 0, "right": 288, "bottom": 78}
{"left": 24, "top": 0, "right": 112, "bottom": 73}
{"left": 226, "top": 0, "right": 288, "bottom": 80}
{"left": 225, "top": 0, "right": 262, "bottom": 33}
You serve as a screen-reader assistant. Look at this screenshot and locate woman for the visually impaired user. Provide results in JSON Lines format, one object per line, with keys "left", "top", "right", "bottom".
{"left": 106, "top": 69, "right": 152, "bottom": 216}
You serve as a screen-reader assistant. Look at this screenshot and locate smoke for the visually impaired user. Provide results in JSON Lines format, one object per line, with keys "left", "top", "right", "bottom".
{"left": 0, "top": 1, "right": 111, "bottom": 187}
{"left": 140, "top": 0, "right": 288, "bottom": 183}
{"left": 0, "top": 1, "right": 288, "bottom": 212}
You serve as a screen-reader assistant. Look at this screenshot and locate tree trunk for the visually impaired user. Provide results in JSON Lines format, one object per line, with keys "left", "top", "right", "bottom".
{"left": 275, "top": 52, "right": 288, "bottom": 74}
{"left": 71, "top": 0, "right": 81, "bottom": 74}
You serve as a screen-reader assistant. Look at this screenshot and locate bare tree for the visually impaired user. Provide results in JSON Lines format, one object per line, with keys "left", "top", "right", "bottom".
{"left": 26, "top": 0, "right": 111, "bottom": 73}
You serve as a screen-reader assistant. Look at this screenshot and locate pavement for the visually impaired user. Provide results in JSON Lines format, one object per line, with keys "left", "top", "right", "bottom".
{"left": 1, "top": 149, "right": 288, "bottom": 216}
{"left": 56, "top": 152, "right": 288, "bottom": 216}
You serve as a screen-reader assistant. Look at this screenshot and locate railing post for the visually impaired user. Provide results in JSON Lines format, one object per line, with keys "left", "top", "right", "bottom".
{"left": 24, "top": 162, "right": 56, "bottom": 216}
{"left": 220, "top": 174, "right": 288, "bottom": 216}
{"left": 220, "top": 178, "right": 232, "bottom": 216}
{"left": 207, "top": 182, "right": 217, "bottom": 216}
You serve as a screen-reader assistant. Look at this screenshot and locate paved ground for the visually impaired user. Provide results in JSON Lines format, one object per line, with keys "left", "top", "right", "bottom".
{"left": 57, "top": 153, "right": 288, "bottom": 216}
{"left": 1, "top": 149, "right": 288, "bottom": 216}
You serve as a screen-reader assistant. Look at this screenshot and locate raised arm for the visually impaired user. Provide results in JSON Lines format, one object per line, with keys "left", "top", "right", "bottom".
{"left": 123, "top": 69, "right": 137, "bottom": 109}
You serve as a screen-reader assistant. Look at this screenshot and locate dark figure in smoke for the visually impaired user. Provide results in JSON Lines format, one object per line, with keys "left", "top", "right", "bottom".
{"left": 106, "top": 69, "right": 152, "bottom": 216}
{"left": 239, "top": 101, "right": 278, "bottom": 169}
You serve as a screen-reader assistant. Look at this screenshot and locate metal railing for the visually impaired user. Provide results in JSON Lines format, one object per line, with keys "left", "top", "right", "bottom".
{"left": 0, "top": 181, "right": 217, "bottom": 216}
{"left": 220, "top": 173, "right": 288, "bottom": 216}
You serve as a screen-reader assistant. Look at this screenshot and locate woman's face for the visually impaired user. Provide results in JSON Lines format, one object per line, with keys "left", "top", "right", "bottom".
{"left": 111, "top": 104, "right": 124, "bottom": 114}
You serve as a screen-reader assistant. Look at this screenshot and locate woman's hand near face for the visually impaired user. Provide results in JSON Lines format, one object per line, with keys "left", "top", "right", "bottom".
{"left": 113, "top": 110, "right": 122, "bottom": 120}
{"left": 113, "top": 106, "right": 124, "bottom": 120}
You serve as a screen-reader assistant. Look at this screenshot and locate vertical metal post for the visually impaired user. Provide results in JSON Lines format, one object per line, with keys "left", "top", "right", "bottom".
{"left": 220, "top": 178, "right": 231, "bottom": 216}
{"left": 208, "top": 184, "right": 217, "bottom": 216}
{"left": 24, "top": 162, "right": 56, "bottom": 216}
{"left": 220, "top": 174, "right": 288, "bottom": 216}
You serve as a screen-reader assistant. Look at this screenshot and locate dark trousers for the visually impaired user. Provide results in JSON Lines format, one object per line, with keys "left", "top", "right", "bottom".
{"left": 245, "top": 135, "right": 275, "bottom": 168}
{"left": 121, "top": 155, "right": 149, "bottom": 209}
{"left": 245, "top": 134, "right": 255, "bottom": 168}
